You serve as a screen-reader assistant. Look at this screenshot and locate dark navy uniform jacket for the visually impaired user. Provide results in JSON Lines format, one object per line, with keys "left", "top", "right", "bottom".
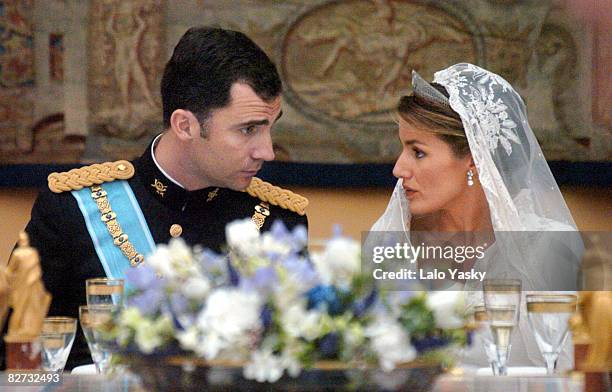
{"left": 10, "top": 145, "right": 308, "bottom": 369}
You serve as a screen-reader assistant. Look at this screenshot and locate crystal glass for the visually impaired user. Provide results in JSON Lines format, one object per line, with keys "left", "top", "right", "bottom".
{"left": 526, "top": 294, "right": 577, "bottom": 374}
{"left": 79, "top": 305, "right": 114, "bottom": 374}
{"left": 40, "top": 317, "right": 77, "bottom": 372}
{"left": 86, "top": 278, "right": 124, "bottom": 307}
{"left": 483, "top": 278, "right": 521, "bottom": 376}
{"left": 471, "top": 304, "right": 500, "bottom": 375}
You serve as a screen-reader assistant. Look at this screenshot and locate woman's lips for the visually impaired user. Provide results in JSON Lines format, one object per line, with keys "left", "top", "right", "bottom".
{"left": 403, "top": 188, "right": 418, "bottom": 198}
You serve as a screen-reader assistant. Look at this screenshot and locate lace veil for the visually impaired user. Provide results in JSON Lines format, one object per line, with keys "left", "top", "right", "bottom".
{"left": 371, "top": 63, "right": 583, "bottom": 368}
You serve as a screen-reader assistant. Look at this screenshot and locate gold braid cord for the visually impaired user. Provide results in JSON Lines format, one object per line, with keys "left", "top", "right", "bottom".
{"left": 48, "top": 160, "right": 135, "bottom": 193}
{"left": 245, "top": 177, "right": 308, "bottom": 216}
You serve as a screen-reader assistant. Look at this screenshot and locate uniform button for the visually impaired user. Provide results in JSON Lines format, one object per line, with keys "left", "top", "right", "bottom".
{"left": 170, "top": 224, "right": 183, "bottom": 238}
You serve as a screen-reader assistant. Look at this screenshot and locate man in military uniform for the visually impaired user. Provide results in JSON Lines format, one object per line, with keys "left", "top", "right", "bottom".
{"left": 9, "top": 27, "right": 308, "bottom": 369}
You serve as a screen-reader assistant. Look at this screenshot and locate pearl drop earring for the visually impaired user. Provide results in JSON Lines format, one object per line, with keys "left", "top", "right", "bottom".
{"left": 467, "top": 169, "right": 474, "bottom": 187}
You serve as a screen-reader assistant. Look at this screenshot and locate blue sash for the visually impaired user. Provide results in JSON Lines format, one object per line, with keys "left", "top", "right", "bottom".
{"left": 72, "top": 181, "right": 156, "bottom": 280}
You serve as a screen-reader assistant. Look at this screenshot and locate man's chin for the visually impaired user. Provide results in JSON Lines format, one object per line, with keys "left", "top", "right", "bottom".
{"left": 227, "top": 176, "right": 255, "bottom": 191}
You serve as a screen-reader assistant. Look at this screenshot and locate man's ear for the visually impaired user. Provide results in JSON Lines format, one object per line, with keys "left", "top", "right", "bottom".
{"left": 169, "top": 109, "right": 201, "bottom": 141}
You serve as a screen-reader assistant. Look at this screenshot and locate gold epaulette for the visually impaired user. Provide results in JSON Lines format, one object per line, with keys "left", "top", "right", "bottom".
{"left": 48, "top": 160, "right": 135, "bottom": 193}
{"left": 245, "top": 177, "right": 308, "bottom": 216}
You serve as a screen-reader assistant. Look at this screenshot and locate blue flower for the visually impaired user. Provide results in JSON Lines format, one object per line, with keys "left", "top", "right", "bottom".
{"left": 352, "top": 287, "right": 378, "bottom": 317}
{"left": 291, "top": 225, "right": 308, "bottom": 248}
{"left": 307, "top": 285, "right": 344, "bottom": 316}
{"left": 240, "top": 266, "right": 278, "bottom": 293}
{"left": 162, "top": 293, "right": 190, "bottom": 330}
{"left": 269, "top": 220, "right": 307, "bottom": 254}
{"left": 260, "top": 304, "right": 273, "bottom": 331}
{"left": 319, "top": 333, "right": 340, "bottom": 358}
{"left": 198, "top": 248, "right": 226, "bottom": 272}
{"left": 128, "top": 289, "right": 164, "bottom": 315}
{"left": 227, "top": 259, "right": 240, "bottom": 286}
{"left": 411, "top": 335, "right": 450, "bottom": 353}
{"left": 283, "top": 256, "right": 318, "bottom": 287}
{"left": 270, "top": 219, "right": 290, "bottom": 239}
{"left": 125, "top": 266, "right": 169, "bottom": 315}
{"left": 125, "top": 265, "right": 160, "bottom": 291}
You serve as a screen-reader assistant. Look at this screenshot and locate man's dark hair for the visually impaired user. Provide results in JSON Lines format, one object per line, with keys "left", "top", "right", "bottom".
{"left": 161, "top": 26, "right": 282, "bottom": 128}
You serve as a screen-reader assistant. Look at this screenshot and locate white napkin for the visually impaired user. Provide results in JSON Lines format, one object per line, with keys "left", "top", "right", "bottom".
{"left": 71, "top": 364, "right": 97, "bottom": 375}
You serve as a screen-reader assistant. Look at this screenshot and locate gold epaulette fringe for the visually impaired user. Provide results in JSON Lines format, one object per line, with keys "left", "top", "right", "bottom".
{"left": 48, "top": 160, "right": 135, "bottom": 193}
{"left": 246, "top": 177, "right": 308, "bottom": 216}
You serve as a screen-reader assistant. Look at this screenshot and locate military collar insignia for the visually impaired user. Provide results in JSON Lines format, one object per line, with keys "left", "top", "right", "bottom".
{"left": 207, "top": 188, "right": 219, "bottom": 202}
{"left": 151, "top": 179, "right": 168, "bottom": 197}
{"left": 135, "top": 140, "right": 190, "bottom": 208}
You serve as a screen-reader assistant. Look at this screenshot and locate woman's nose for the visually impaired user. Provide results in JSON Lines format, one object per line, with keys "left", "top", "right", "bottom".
{"left": 392, "top": 154, "right": 413, "bottom": 179}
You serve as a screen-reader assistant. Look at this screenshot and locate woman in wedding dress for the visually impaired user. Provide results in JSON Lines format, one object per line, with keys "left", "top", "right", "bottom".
{"left": 370, "top": 63, "right": 582, "bottom": 370}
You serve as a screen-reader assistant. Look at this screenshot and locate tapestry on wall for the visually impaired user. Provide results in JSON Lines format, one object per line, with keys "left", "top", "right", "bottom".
{"left": 0, "top": 0, "right": 610, "bottom": 168}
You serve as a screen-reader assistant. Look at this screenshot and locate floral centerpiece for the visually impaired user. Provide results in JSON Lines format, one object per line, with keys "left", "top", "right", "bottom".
{"left": 111, "top": 220, "right": 467, "bottom": 387}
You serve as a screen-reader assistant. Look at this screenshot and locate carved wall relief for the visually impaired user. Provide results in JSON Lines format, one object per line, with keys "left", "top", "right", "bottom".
{"left": 87, "top": 0, "right": 163, "bottom": 155}
{"left": 0, "top": 0, "right": 608, "bottom": 165}
{"left": 282, "top": 0, "right": 482, "bottom": 127}
{"left": 0, "top": 0, "right": 34, "bottom": 155}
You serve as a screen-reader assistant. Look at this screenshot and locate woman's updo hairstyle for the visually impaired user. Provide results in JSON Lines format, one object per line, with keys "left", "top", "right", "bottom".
{"left": 397, "top": 82, "right": 470, "bottom": 157}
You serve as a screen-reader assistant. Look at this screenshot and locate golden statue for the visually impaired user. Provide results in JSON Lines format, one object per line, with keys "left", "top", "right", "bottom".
{"left": 569, "top": 232, "right": 611, "bottom": 382}
{"left": 570, "top": 291, "right": 612, "bottom": 371}
{"left": 2, "top": 232, "right": 52, "bottom": 343}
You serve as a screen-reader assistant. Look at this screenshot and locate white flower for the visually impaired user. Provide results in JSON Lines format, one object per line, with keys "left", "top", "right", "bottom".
{"left": 147, "top": 245, "right": 175, "bottom": 278}
{"left": 426, "top": 291, "right": 465, "bottom": 329}
{"left": 312, "top": 237, "right": 361, "bottom": 287}
{"left": 176, "top": 326, "right": 199, "bottom": 352}
{"left": 260, "top": 232, "right": 292, "bottom": 256}
{"left": 135, "top": 320, "right": 162, "bottom": 354}
{"left": 243, "top": 349, "right": 285, "bottom": 383}
{"left": 344, "top": 323, "right": 365, "bottom": 347}
{"left": 167, "top": 238, "right": 194, "bottom": 264}
{"left": 197, "top": 288, "right": 262, "bottom": 359}
{"left": 281, "top": 303, "right": 322, "bottom": 341}
{"left": 147, "top": 238, "right": 201, "bottom": 279}
{"left": 226, "top": 219, "right": 261, "bottom": 257}
{"left": 181, "top": 277, "right": 210, "bottom": 300}
{"left": 281, "top": 351, "right": 302, "bottom": 378}
{"left": 118, "top": 307, "right": 145, "bottom": 329}
{"left": 196, "top": 331, "right": 224, "bottom": 359}
{"left": 365, "top": 316, "right": 416, "bottom": 372}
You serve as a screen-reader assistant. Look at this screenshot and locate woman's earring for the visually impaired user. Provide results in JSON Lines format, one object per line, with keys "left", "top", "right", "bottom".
{"left": 467, "top": 169, "right": 474, "bottom": 187}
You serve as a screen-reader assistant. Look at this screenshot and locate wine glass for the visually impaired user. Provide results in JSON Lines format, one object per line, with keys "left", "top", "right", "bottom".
{"left": 483, "top": 278, "right": 521, "bottom": 376}
{"left": 526, "top": 294, "right": 577, "bottom": 374}
{"left": 79, "top": 305, "right": 114, "bottom": 374}
{"left": 86, "top": 278, "right": 124, "bottom": 307}
{"left": 471, "top": 304, "right": 500, "bottom": 375}
{"left": 40, "top": 317, "right": 77, "bottom": 373}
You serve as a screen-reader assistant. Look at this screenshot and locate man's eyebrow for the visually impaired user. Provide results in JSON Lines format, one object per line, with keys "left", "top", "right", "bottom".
{"left": 235, "top": 118, "right": 270, "bottom": 128}
{"left": 234, "top": 111, "right": 283, "bottom": 129}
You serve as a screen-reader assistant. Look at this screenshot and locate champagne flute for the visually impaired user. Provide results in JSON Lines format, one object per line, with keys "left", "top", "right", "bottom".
{"left": 526, "top": 294, "right": 577, "bottom": 374}
{"left": 79, "top": 306, "right": 114, "bottom": 374}
{"left": 472, "top": 304, "right": 500, "bottom": 375}
{"left": 40, "top": 317, "right": 77, "bottom": 373}
{"left": 86, "top": 278, "right": 124, "bottom": 307}
{"left": 483, "top": 278, "right": 521, "bottom": 376}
